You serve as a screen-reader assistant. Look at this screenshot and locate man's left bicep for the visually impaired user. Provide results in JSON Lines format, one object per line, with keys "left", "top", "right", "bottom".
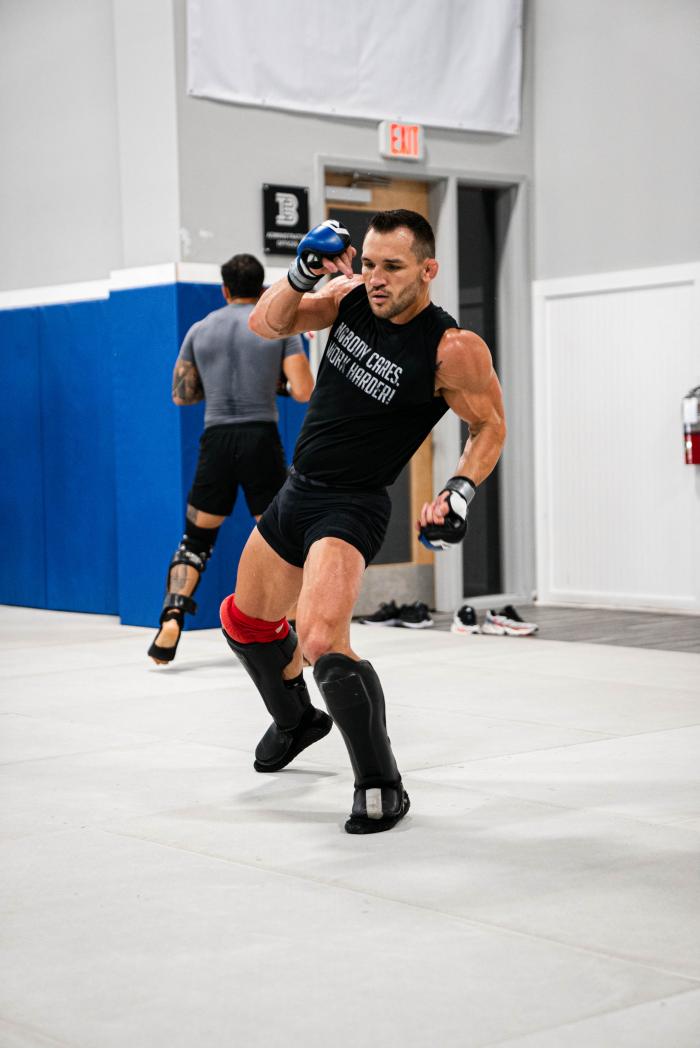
{"left": 443, "top": 371, "right": 504, "bottom": 430}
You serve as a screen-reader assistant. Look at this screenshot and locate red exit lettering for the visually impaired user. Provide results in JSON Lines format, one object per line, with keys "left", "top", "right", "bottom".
{"left": 390, "top": 123, "right": 419, "bottom": 157}
{"left": 379, "top": 120, "right": 423, "bottom": 162}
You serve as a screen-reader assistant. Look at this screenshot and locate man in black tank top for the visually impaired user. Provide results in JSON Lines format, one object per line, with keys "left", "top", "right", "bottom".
{"left": 219, "top": 210, "right": 506, "bottom": 835}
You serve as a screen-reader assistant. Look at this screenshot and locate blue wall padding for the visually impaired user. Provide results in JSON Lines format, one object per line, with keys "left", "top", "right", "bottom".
{"left": 39, "top": 301, "right": 118, "bottom": 613}
{"left": 0, "top": 308, "right": 46, "bottom": 608}
{"left": 2, "top": 282, "right": 308, "bottom": 629}
{"left": 111, "top": 284, "right": 186, "bottom": 627}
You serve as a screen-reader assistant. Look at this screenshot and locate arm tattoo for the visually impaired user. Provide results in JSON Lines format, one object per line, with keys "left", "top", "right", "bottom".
{"left": 173, "top": 360, "right": 204, "bottom": 403}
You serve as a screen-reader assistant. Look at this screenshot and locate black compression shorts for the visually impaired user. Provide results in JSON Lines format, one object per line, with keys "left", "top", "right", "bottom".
{"left": 188, "top": 422, "right": 287, "bottom": 517}
{"left": 257, "top": 470, "right": 391, "bottom": 567}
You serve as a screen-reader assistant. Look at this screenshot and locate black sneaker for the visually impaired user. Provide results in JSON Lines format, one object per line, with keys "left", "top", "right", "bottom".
{"left": 345, "top": 785, "right": 411, "bottom": 835}
{"left": 451, "top": 604, "right": 479, "bottom": 634}
{"left": 358, "top": 600, "right": 400, "bottom": 626}
{"left": 397, "top": 602, "right": 434, "bottom": 629}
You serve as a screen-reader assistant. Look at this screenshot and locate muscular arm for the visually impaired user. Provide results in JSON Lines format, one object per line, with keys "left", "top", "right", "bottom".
{"left": 436, "top": 329, "right": 506, "bottom": 485}
{"left": 282, "top": 352, "right": 315, "bottom": 402}
{"left": 172, "top": 359, "right": 204, "bottom": 405}
{"left": 249, "top": 249, "right": 359, "bottom": 339}
{"left": 418, "top": 329, "right": 505, "bottom": 535}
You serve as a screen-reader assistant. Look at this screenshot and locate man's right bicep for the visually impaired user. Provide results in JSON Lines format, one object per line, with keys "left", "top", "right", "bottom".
{"left": 292, "top": 275, "right": 360, "bottom": 332}
{"left": 291, "top": 293, "right": 340, "bottom": 332}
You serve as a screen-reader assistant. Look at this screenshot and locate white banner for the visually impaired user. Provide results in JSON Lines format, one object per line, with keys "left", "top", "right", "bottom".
{"left": 187, "top": 0, "right": 522, "bottom": 135}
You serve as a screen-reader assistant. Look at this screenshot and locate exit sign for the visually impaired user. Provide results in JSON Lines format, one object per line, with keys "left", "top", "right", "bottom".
{"left": 378, "top": 121, "right": 424, "bottom": 161}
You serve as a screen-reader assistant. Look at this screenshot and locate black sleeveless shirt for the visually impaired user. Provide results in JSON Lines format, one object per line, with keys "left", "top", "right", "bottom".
{"left": 293, "top": 284, "right": 456, "bottom": 490}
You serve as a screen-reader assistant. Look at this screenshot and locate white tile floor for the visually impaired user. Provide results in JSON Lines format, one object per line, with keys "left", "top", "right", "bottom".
{"left": 1, "top": 605, "right": 699, "bottom": 1048}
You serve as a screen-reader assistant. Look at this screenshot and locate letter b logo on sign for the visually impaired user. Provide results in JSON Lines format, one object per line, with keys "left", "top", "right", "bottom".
{"left": 275, "top": 192, "right": 299, "bottom": 227}
{"left": 263, "top": 184, "right": 309, "bottom": 255}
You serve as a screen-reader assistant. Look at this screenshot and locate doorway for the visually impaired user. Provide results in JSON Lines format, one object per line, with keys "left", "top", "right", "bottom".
{"left": 458, "top": 185, "right": 503, "bottom": 597}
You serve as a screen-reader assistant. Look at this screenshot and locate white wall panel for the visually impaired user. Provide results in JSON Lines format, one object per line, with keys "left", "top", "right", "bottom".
{"left": 534, "top": 265, "right": 700, "bottom": 612}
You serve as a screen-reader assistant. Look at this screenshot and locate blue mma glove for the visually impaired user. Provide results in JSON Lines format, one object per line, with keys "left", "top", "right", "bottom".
{"left": 288, "top": 220, "right": 351, "bottom": 292}
{"left": 419, "top": 476, "right": 476, "bottom": 551}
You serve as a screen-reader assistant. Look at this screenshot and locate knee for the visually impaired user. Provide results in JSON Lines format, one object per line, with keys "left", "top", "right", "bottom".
{"left": 298, "top": 619, "right": 337, "bottom": 666}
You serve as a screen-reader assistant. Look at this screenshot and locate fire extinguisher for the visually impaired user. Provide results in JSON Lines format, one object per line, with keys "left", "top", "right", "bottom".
{"left": 683, "top": 385, "right": 700, "bottom": 464}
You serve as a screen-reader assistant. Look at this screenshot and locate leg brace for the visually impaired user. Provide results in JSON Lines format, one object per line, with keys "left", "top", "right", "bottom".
{"left": 158, "top": 521, "right": 219, "bottom": 625}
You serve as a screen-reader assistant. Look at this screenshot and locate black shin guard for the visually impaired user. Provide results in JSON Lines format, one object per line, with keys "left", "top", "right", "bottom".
{"left": 313, "top": 654, "right": 409, "bottom": 833}
{"left": 222, "top": 627, "right": 332, "bottom": 772}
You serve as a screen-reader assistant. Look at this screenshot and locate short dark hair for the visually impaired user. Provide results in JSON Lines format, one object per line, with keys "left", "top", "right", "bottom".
{"left": 366, "top": 209, "right": 435, "bottom": 261}
{"left": 220, "top": 253, "right": 265, "bottom": 297}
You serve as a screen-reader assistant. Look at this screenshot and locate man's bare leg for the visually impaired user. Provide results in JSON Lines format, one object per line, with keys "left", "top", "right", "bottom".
{"left": 294, "top": 537, "right": 365, "bottom": 663}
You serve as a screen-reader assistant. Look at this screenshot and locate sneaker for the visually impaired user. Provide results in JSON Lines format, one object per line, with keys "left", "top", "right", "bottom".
{"left": 451, "top": 604, "right": 479, "bottom": 634}
{"left": 481, "top": 606, "right": 538, "bottom": 636}
{"left": 397, "top": 602, "right": 434, "bottom": 629}
{"left": 358, "top": 600, "right": 401, "bottom": 626}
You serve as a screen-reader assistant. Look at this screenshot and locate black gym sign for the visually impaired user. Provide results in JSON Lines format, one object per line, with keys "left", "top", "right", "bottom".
{"left": 262, "top": 184, "right": 309, "bottom": 255}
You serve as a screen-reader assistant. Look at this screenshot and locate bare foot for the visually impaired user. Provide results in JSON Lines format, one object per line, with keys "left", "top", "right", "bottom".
{"left": 149, "top": 618, "right": 182, "bottom": 664}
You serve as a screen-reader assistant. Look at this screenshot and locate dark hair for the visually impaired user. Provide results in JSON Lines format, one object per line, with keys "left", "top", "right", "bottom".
{"left": 366, "top": 209, "right": 435, "bottom": 261}
{"left": 220, "top": 253, "right": 265, "bottom": 297}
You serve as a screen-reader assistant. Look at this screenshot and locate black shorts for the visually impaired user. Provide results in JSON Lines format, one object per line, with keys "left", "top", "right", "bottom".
{"left": 257, "top": 470, "right": 392, "bottom": 568}
{"left": 188, "top": 422, "right": 287, "bottom": 517}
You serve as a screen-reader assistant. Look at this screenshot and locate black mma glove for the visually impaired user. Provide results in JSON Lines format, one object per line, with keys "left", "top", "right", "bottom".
{"left": 419, "top": 476, "right": 476, "bottom": 551}
{"left": 275, "top": 370, "right": 291, "bottom": 397}
{"left": 288, "top": 220, "right": 351, "bottom": 293}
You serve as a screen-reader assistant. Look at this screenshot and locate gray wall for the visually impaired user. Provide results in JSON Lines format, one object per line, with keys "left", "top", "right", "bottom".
{"left": 0, "top": 0, "right": 123, "bottom": 291}
{"left": 3, "top": 2, "right": 699, "bottom": 289}
{"left": 533, "top": 0, "right": 700, "bottom": 279}
{"left": 172, "top": 0, "right": 534, "bottom": 267}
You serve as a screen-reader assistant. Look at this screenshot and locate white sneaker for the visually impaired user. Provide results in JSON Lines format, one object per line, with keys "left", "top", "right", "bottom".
{"left": 451, "top": 604, "right": 479, "bottom": 634}
{"left": 481, "top": 606, "right": 538, "bottom": 636}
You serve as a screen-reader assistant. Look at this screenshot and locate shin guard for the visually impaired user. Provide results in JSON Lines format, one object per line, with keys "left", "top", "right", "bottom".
{"left": 313, "top": 653, "right": 409, "bottom": 833}
{"left": 221, "top": 599, "right": 332, "bottom": 772}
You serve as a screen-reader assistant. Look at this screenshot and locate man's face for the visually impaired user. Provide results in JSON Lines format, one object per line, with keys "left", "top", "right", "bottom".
{"left": 361, "top": 227, "right": 435, "bottom": 321}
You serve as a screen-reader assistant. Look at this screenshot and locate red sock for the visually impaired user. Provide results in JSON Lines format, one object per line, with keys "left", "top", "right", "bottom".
{"left": 220, "top": 594, "right": 289, "bottom": 644}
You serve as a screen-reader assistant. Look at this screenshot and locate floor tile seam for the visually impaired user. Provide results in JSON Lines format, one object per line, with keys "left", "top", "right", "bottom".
{"left": 0, "top": 824, "right": 103, "bottom": 846}
{"left": 405, "top": 729, "right": 641, "bottom": 772}
{"left": 0, "top": 710, "right": 258, "bottom": 756}
{"left": 0, "top": 1012, "right": 80, "bottom": 1048}
{"left": 448, "top": 667, "right": 700, "bottom": 692}
{"left": 0, "top": 738, "right": 173, "bottom": 769}
{"left": 479, "top": 984, "right": 700, "bottom": 1048}
{"left": 404, "top": 773, "right": 700, "bottom": 834}
{"left": 415, "top": 665, "right": 700, "bottom": 700}
{"left": 412, "top": 719, "right": 700, "bottom": 765}
{"left": 387, "top": 700, "right": 618, "bottom": 740}
{"left": 0, "top": 734, "right": 259, "bottom": 767}
{"left": 0, "top": 658, "right": 240, "bottom": 682}
{"left": 612, "top": 720, "right": 700, "bottom": 743}
{"left": 96, "top": 827, "right": 700, "bottom": 985}
{"left": 0, "top": 636, "right": 150, "bottom": 654}
{"left": 378, "top": 661, "right": 700, "bottom": 695}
